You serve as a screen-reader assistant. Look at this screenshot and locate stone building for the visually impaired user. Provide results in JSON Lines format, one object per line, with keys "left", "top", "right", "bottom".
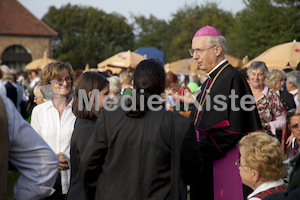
{"left": 0, "top": 0, "right": 57, "bottom": 71}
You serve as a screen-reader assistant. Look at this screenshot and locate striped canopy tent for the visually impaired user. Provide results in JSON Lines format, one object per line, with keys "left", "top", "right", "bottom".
{"left": 165, "top": 54, "right": 242, "bottom": 76}
{"left": 25, "top": 51, "right": 56, "bottom": 71}
{"left": 243, "top": 40, "right": 300, "bottom": 70}
{"left": 98, "top": 50, "right": 146, "bottom": 74}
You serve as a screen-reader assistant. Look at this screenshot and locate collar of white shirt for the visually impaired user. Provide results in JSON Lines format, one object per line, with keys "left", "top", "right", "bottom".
{"left": 207, "top": 58, "right": 227, "bottom": 79}
{"left": 247, "top": 179, "right": 284, "bottom": 199}
{"left": 45, "top": 98, "right": 73, "bottom": 110}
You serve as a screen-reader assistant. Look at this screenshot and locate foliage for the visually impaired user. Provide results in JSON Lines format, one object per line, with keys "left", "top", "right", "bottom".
{"left": 5, "top": 172, "right": 20, "bottom": 200}
{"left": 43, "top": 4, "right": 134, "bottom": 69}
{"left": 164, "top": 3, "right": 234, "bottom": 62}
{"left": 41, "top": 1, "right": 300, "bottom": 66}
{"left": 228, "top": 0, "right": 300, "bottom": 59}
{"left": 132, "top": 14, "right": 168, "bottom": 51}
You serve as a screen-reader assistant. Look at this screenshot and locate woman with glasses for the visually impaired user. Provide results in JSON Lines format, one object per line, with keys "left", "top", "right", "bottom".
{"left": 237, "top": 132, "right": 286, "bottom": 200}
{"left": 247, "top": 61, "right": 286, "bottom": 136}
{"left": 284, "top": 111, "right": 300, "bottom": 177}
{"left": 31, "top": 61, "right": 76, "bottom": 199}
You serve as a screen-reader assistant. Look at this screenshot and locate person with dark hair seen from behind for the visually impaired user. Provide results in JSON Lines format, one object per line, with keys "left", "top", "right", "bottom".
{"left": 31, "top": 62, "right": 77, "bottom": 199}
{"left": 80, "top": 59, "right": 203, "bottom": 200}
{"left": 189, "top": 25, "right": 262, "bottom": 200}
{"left": 237, "top": 132, "right": 287, "bottom": 200}
{"left": 67, "top": 72, "right": 109, "bottom": 200}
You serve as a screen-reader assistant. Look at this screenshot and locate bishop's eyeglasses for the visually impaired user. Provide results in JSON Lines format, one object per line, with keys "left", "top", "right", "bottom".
{"left": 189, "top": 45, "right": 216, "bottom": 57}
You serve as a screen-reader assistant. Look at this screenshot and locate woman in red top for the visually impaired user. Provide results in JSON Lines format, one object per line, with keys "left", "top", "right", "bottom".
{"left": 165, "top": 71, "right": 194, "bottom": 112}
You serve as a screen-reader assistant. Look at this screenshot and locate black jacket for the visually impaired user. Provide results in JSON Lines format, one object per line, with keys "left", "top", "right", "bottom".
{"left": 67, "top": 118, "right": 96, "bottom": 200}
{"left": 279, "top": 89, "right": 296, "bottom": 111}
{"left": 4, "top": 81, "right": 17, "bottom": 107}
{"left": 80, "top": 107, "right": 203, "bottom": 200}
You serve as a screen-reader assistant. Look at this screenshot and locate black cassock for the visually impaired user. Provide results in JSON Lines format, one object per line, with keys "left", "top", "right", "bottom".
{"left": 80, "top": 106, "right": 203, "bottom": 200}
{"left": 189, "top": 61, "right": 262, "bottom": 200}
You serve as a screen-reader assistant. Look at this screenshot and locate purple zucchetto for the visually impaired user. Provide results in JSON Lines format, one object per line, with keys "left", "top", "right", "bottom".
{"left": 193, "top": 25, "right": 222, "bottom": 37}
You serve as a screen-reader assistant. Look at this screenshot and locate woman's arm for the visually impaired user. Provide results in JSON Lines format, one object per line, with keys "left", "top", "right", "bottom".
{"left": 269, "top": 111, "right": 286, "bottom": 135}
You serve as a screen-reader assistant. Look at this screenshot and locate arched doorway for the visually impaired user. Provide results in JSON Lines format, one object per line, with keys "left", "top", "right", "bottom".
{"left": 1, "top": 45, "right": 32, "bottom": 71}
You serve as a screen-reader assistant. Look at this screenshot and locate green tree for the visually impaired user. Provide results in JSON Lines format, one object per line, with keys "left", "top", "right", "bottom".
{"left": 42, "top": 4, "right": 134, "bottom": 69}
{"left": 132, "top": 14, "right": 168, "bottom": 50}
{"left": 228, "top": 0, "right": 300, "bottom": 60}
{"left": 164, "top": 3, "right": 234, "bottom": 63}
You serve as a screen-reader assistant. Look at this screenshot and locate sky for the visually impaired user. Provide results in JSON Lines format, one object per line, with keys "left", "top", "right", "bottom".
{"left": 18, "top": 0, "right": 246, "bottom": 22}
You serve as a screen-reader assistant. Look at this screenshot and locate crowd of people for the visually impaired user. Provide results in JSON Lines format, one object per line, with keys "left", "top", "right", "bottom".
{"left": 1, "top": 25, "right": 300, "bottom": 200}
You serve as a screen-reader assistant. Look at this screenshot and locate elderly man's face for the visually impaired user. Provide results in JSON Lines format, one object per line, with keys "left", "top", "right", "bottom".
{"left": 192, "top": 36, "right": 217, "bottom": 73}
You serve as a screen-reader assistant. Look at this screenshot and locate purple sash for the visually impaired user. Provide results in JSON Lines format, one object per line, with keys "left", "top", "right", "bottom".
{"left": 213, "top": 146, "right": 243, "bottom": 200}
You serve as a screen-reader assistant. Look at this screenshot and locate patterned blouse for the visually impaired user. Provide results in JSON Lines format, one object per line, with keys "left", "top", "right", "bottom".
{"left": 256, "top": 85, "right": 284, "bottom": 132}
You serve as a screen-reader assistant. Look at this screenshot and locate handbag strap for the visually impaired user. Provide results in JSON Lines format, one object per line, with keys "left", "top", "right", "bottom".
{"left": 0, "top": 96, "right": 9, "bottom": 200}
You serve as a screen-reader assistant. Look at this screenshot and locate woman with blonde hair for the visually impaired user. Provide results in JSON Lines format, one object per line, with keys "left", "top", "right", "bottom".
{"left": 237, "top": 132, "right": 287, "bottom": 200}
{"left": 265, "top": 69, "right": 296, "bottom": 112}
{"left": 31, "top": 61, "right": 76, "bottom": 199}
{"left": 33, "top": 84, "right": 46, "bottom": 105}
{"left": 107, "top": 75, "right": 122, "bottom": 108}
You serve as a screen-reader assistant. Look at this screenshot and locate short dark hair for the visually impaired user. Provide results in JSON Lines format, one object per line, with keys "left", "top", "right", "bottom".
{"left": 72, "top": 72, "right": 109, "bottom": 120}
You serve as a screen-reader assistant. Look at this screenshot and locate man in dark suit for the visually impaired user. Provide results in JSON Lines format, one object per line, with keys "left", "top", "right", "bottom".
{"left": 0, "top": 65, "right": 17, "bottom": 107}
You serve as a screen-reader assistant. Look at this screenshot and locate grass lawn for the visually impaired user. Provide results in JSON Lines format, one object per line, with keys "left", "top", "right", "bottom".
{"left": 5, "top": 171, "right": 20, "bottom": 200}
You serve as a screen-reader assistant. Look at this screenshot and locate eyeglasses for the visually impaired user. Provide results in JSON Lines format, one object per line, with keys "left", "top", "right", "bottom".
{"left": 189, "top": 45, "right": 216, "bottom": 57}
{"left": 235, "top": 159, "right": 249, "bottom": 168}
{"left": 51, "top": 76, "right": 72, "bottom": 85}
{"left": 290, "top": 123, "right": 299, "bottom": 130}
